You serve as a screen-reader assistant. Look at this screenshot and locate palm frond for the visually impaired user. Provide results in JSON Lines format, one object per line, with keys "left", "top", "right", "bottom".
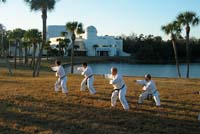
{"left": 76, "top": 23, "right": 85, "bottom": 34}
{"left": 161, "top": 20, "right": 182, "bottom": 40}
{"left": 0, "top": 0, "right": 6, "bottom": 3}
{"left": 177, "top": 11, "right": 199, "bottom": 26}
{"left": 192, "top": 16, "right": 199, "bottom": 26}
{"left": 24, "top": 0, "right": 57, "bottom": 11}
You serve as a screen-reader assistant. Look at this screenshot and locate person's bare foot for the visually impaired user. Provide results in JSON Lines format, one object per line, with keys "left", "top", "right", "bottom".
{"left": 156, "top": 106, "right": 163, "bottom": 116}
{"left": 124, "top": 108, "right": 129, "bottom": 111}
{"left": 135, "top": 103, "right": 141, "bottom": 110}
{"left": 110, "top": 106, "right": 116, "bottom": 110}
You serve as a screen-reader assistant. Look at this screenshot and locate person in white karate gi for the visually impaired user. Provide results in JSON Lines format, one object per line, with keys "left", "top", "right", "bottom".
{"left": 135, "top": 74, "right": 161, "bottom": 107}
{"left": 77, "top": 62, "right": 96, "bottom": 95}
{"left": 52, "top": 60, "right": 68, "bottom": 96}
{"left": 104, "top": 67, "right": 129, "bottom": 110}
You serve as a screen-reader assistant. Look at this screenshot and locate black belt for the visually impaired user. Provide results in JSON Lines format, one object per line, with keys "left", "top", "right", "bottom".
{"left": 60, "top": 75, "right": 66, "bottom": 80}
{"left": 85, "top": 75, "right": 93, "bottom": 85}
{"left": 87, "top": 75, "right": 93, "bottom": 78}
{"left": 146, "top": 90, "right": 157, "bottom": 100}
{"left": 112, "top": 84, "right": 125, "bottom": 92}
{"left": 153, "top": 90, "right": 157, "bottom": 94}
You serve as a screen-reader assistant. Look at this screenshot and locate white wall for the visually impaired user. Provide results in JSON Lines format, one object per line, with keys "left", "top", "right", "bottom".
{"left": 47, "top": 25, "right": 130, "bottom": 56}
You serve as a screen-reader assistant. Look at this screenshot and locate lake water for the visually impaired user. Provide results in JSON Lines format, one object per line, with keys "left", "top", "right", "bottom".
{"left": 65, "top": 63, "right": 200, "bottom": 78}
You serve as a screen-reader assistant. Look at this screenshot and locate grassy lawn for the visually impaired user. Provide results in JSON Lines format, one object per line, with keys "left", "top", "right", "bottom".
{"left": 0, "top": 68, "right": 200, "bottom": 134}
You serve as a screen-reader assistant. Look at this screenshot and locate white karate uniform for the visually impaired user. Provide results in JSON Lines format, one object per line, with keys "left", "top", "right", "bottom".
{"left": 79, "top": 66, "right": 96, "bottom": 95}
{"left": 105, "top": 74, "right": 129, "bottom": 110}
{"left": 136, "top": 80, "right": 161, "bottom": 106}
{"left": 54, "top": 65, "right": 68, "bottom": 94}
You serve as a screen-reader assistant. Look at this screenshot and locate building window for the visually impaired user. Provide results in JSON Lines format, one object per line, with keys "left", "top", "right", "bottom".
{"left": 97, "top": 51, "right": 109, "bottom": 56}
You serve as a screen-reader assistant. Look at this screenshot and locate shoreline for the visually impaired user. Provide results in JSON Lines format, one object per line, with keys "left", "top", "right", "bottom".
{"left": 58, "top": 56, "right": 200, "bottom": 65}
{"left": 1, "top": 56, "right": 200, "bottom": 66}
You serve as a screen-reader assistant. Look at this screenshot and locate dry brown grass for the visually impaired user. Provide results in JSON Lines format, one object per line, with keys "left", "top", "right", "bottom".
{"left": 0, "top": 68, "right": 200, "bottom": 134}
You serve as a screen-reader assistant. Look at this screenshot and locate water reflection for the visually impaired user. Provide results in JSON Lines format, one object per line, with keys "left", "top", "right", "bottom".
{"left": 65, "top": 63, "right": 200, "bottom": 78}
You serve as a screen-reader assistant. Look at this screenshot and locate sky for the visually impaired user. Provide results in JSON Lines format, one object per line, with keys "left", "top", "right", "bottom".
{"left": 0, "top": 0, "right": 200, "bottom": 40}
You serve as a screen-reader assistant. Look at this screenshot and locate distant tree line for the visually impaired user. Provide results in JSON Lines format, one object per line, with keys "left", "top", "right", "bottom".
{"left": 123, "top": 34, "right": 200, "bottom": 63}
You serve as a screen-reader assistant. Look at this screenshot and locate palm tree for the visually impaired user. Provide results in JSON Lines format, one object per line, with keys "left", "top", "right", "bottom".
{"left": 177, "top": 11, "right": 199, "bottom": 78}
{"left": 24, "top": 29, "right": 41, "bottom": 69}
{"left": 66, "top": 21, "right": 84, "bottom": 73}
{"left": 61, "top": 32, "right": 70, "bottom": 56}
{"left": 63, "top": 38, "right": 70, "bottom": 56}
{"left": 21, "top": 40, "right": 29, "bottom": 65}
{"left": 0, "top": 23, "right": 12, "bottom": 76}
{"left": 162, "top": 21, "right": 182, "bottom": 78}
{"left": 7, "top": 28, "right": 25, "bottom": 69}
{"left": 24, "top": 0, "right": 58, "bottom": 77}
{"left": 7, "top": 31, "right": 16, "bottom": 67}
{"left": 0, "top": 0, "right": 6, "bottom": 3}
{"left": 56, "top": 38, "right": 64, "bottom": 59}
{"left": 44, "top": 40, "right": 51, "bottom": 60}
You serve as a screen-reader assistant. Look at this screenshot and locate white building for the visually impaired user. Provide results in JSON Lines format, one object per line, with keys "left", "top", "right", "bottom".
{"left": 47, "top": 25, "right": 130, "bottom": 56}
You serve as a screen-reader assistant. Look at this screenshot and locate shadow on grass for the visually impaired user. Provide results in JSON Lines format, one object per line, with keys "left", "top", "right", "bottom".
{"left": 0, "top": 126, "right": 23, "bottom": 134}
{"left": 0, "top": 94, "right": 200, "bottom": 134}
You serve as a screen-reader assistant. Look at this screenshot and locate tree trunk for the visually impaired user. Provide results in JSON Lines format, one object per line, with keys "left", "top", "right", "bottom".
{"left": 4, "top": 50, "right": 12, "bottom": 76}
{"left": 14, "top": 41, "right": 17, "bottom": 69}
{"left": 32, "top": 43, "right": 36, "bottom": 69}
{"left": 65, "top": 47, "right": 67, "bottom": 56}
{"left": 46, "top": 50, "right": 49, "bottom": 60}
{"left": 70, "top": 41, "right": 74, "bottom": 74}
{"left": 34, "top": 44, "right": 43, "bottom": 77}
{"left": 24, "top": 45, "right": 28, "bottom": 65}
{"left": 172, "top": 39, "right": 181, "bottom": 78}
{"left": 18, "top": 43, "right": 23, "bottom": 65}
{"left": 33, "top": 9, "right": 47, "bottom": 77}
{"left": 1, "top": 33, "right": 3, "bottom": 57}
{"left": 28, "top": 46, "right": 32, "bottom": 66}
{"left": 1, "top": 33, "right": 12, "bottom": 76}
{"left": 70, "top": 33, "right": 75, "bottom": 74}
{"left": 186, "top": 25, "right": 190, "bottom": 78}
{"left": 59, "top": 43, "right": 62, "bottom": 60}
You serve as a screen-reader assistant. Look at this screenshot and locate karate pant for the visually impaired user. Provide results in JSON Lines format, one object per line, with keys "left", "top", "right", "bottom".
{"left": 111, "top": 86, "right": 129, "bottom": 110}
{"left": 138, "top": 90, "right": 161, "bottom": 106}
{"left": 55, "top": 77, "right": 68, "bottom": 93}
{"left": 80, "top": 76, "right": 96, "bottom": 94}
